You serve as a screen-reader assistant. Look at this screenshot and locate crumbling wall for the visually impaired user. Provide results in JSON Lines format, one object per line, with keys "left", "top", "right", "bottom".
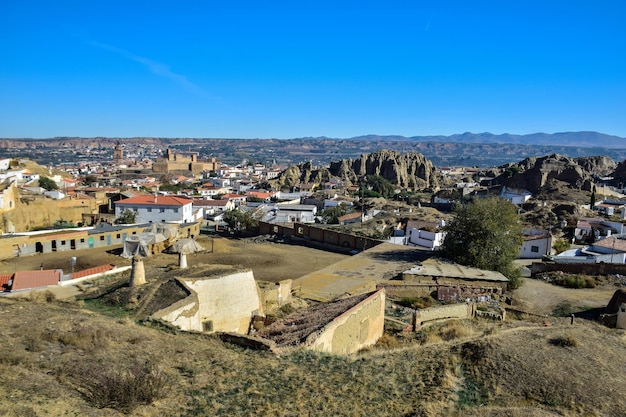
{"left": 306, "top": 289, "right": 385, "bottom": 355}
{"left": 415, "top": 302, "right": 475, "bottom": 328}
{"left": 152, "top": 270, "right": 263, "bottom": 334}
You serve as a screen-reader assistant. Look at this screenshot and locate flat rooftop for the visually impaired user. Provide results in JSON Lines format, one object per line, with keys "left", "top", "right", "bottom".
{"left": 403, "top": 258, "right": 509, "bottom": 282}
{"left": 294, "top": 243, "right": 432, "bottom": 302}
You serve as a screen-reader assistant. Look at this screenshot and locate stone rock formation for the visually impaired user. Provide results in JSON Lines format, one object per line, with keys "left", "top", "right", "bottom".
{"left": 611, "top": 159, "right": 626, "bottom": 182}
{"left": 270, "top": 150, "right": 439, "bottom": 191}
{"left": 492, "top": 154, "right": 616, "bottom": 194}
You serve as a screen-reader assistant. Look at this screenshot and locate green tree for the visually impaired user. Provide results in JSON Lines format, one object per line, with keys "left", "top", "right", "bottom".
{"left": 159, "top": 183, "right": 183, "bottom": 193}
{"left": 115, "top": 209, "right": 137, "bottom": 224}
{"left": 590, "top": 186, "right": 596, "bottom": 208}
{"left": 223, "top": 209, "right": 258, "bottom": 231}
{"left": 320, "top": 204, "right": 350, "bottom": 224}
{"left": 39, "top": 176, "right": 58, "bottom": 191}
{"left": 360, "top": 175, "right": 395, "bottom": 199}
{"left": 442, "top": 197, "right": 523, "bottom": 289}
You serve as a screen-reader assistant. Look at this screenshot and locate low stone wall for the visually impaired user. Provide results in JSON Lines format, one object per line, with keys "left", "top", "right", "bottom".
{"left": 531, "top": 261, "right": 626, "bottom": 277}
{"left": 415, "top": 302, "right": 475, "bottom": 328}
{"left": 476, "top": 308, "right": 506, "bottom": 321}
{"left": 257, "top": 221, "right": 381, "bottom": 252}
{"left": 377, "top": 282, "right": 437, "bottom": 298}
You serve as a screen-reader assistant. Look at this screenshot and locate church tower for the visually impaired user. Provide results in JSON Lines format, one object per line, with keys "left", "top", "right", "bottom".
{"left": 113, "top": 141, "right": 123, "bottom": 165}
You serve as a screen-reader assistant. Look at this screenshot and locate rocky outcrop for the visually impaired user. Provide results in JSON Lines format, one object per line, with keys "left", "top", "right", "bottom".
{"left": 493, "top": 154, "right": 615, "bottom": 194}
{"left": 612, "top": 160, "right": 626, "bottom": 181}
{"left": 270, "top": 150, "right": 439, "bottom": 191}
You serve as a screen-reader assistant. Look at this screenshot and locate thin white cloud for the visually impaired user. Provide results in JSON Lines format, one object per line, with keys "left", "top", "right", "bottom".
{"left": 89, "top": 40, "right": 200, "bottom": 93}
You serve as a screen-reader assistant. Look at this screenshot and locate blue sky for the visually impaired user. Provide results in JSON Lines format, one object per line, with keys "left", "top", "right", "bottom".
{"left": 1, "top": 1, "right": 625, "bottom": 139}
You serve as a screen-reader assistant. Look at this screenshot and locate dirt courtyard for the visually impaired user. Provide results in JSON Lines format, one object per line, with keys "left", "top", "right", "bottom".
{"left": 1, "top": 236, "right": 620, "bottom": 314}
{"left": 0, "top": 235, "right": 348, "bottom": 284}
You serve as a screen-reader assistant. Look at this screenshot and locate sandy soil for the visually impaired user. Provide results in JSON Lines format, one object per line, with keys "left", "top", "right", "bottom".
{"left": 512, "top": 276, "right": 618, "bottom": 315}
{"left": 0, "top": 235, "right": 348, "bottom": 284}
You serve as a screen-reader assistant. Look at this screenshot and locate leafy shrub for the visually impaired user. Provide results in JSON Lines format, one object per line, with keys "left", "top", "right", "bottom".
{"left": 552, "top": 238, "right": 571, "bottom": 254}
{"left": 72, "top": 359, "right": 168, "bottom": 412}
{"left": 553, "top": 275, "right": 596, "bottom": 289}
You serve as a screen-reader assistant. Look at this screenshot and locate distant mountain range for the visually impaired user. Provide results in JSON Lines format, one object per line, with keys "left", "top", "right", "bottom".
{"left": 342, "top": 131, "right": 625, "bottom": 149}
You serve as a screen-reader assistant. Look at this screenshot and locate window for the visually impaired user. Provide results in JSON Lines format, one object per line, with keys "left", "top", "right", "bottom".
{"left": 80, "top": 239, "right": 85, "bottom": 243}
{"left": 531, "top": 245, "right": 539, "bottom": 253}
{"left": 61, "top": 240, "right": 66, "bottom": 245}
{"left": 174, "top": 208, "right": 179, "bottom": 213}
{"left": 160, "top": 208, "right": 165, "bottom": 213}
{"left": 147, "top": 208, "right": 152, "bottom": 212}
{"left": 116, "top": 234, "right": 121, "bottom": 239}
{"left": 100, "top": 236, "right": 105, "bottom": 241}
{"left": 202, "top": 321, "right": 214, "bottom": 332}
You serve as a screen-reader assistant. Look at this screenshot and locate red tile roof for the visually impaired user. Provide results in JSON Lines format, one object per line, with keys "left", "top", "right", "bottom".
{"left": 70, "top": 264, "right": 114, "bottom": 280}
{"left": 116, "top": 195, "right": 192, "bottom": 207}
{"left": 11, "top": 270, "right": 61, "bottom": 291}
{"left": 0, "top": 274, "right": 12, "bottom": 290}
{"left": 246, "top": 191, "right": 274, "bottom": 199}
{"left": 222, "top": 193, "right": 246, "bottom": 200}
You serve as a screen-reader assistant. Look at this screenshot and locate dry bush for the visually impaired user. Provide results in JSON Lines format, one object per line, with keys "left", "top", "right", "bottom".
{"left": 22, "top": 333, "right": 45, "bottom": 352}
{"left": 549, "top": 335, "right": 578, "bottom": 348}
{"left": 421, "top": 321, "right": 470, "bottom": 345}
{"left": 375, "top": 334, "right": 401, "bottom": 349}
{"left": 41, "top": 325, "right": 109, "bottom": 352}
{"left": 397, "top": 296, "right": 434, "bottom": 309}
{"left": 71, "top": 359, "right": 168, "bottom": 412}
{"left": 438, "top": 323, "right": 469, "bottom": 341}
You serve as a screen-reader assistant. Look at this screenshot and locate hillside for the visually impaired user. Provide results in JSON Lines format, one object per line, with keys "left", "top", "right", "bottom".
{"left": 1, "top": 295, "right": 624, "bottom": 417}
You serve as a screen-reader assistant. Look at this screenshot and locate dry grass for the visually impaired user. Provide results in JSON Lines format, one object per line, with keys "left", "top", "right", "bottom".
{"left": 1, "top": 294, "right": 626, "bottom": 416}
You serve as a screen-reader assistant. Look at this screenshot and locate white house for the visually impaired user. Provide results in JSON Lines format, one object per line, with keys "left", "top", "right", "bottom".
{"left": 519, "top": 229, "right": 552, "bottom": 259}
{"left": 192, "top": 199, "right": 234, "bottom": 219}
{"left": 115, "top": 195, "right": 195, "bottom": 224}
{"left": 574, "top": 218, "right": 626, "bottom": 243}
{"left": 500, "top": 186, "right": 532, "bottom": 205}
{"left": 44, "top": 190, "right": 66, "bottom": 200}
{"left": 0, "top": 158, "right": 11, "bottom": 171}
{"left": 273, "top": 204, "right": 317, "bottom": 223}
{"left": 406, "top": 220, "right": 446, "bottom": 250}
{"left": 587, "top": 235, "right": 626, "bottom": 263}
{"left": 197, "top": 183, "right": 229, "bottom": 198}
